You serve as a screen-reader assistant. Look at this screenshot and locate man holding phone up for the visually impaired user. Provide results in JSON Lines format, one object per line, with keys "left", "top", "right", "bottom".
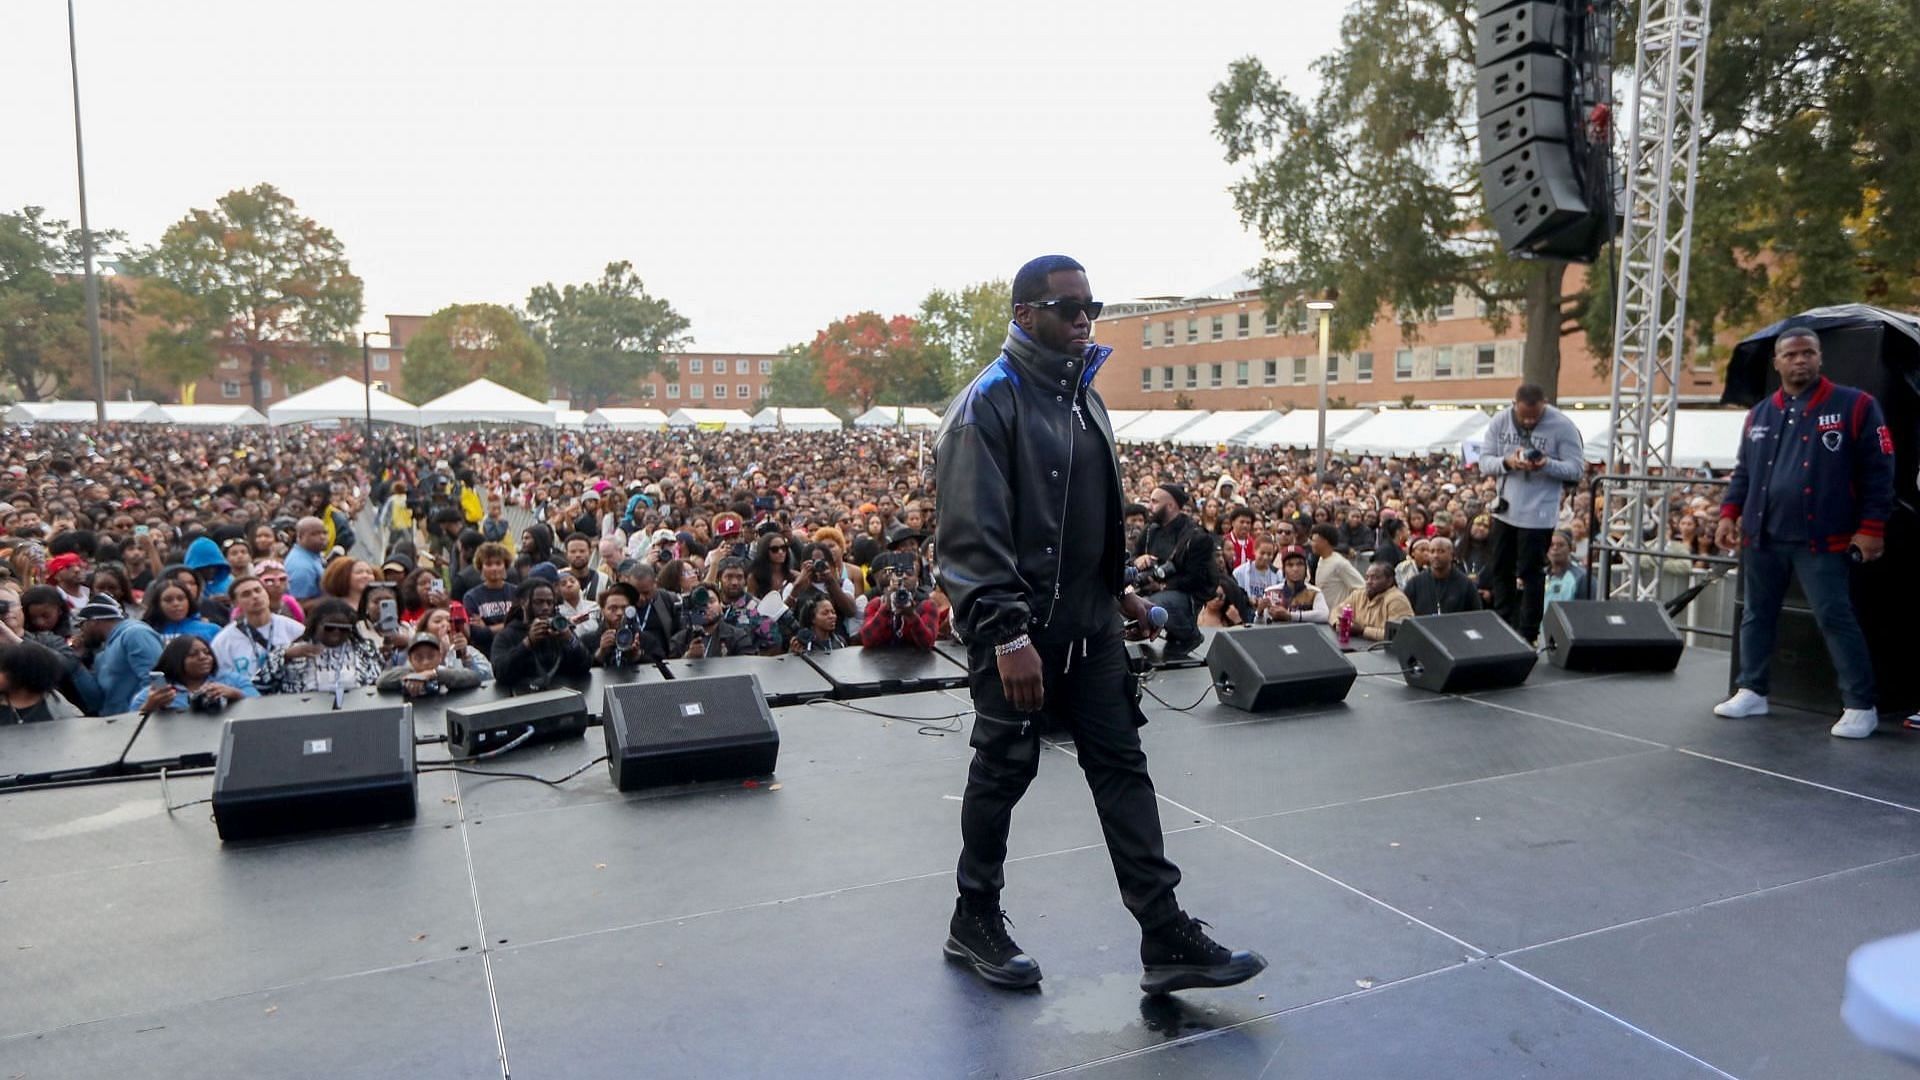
{"left": 1475, "top": 383, "right": 1585, "bottom": 644}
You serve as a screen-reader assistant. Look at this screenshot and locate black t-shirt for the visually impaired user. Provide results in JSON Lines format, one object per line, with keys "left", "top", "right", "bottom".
{"left": 1038, "top": 402, "right": 1119, "bottom": 643}
{"left": 1404, "top": 569, "right": 1483, "bottom": 616}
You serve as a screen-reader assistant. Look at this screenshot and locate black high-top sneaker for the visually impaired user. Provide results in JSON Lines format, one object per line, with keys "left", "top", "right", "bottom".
{"left": 1139, "top": 912, "right": 1267, "bottom": 995}
{"left": 944, "top": 897, "right": 1043, "bottom": 989}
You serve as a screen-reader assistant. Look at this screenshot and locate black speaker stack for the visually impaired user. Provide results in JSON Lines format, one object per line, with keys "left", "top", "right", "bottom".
{"left": 1475, "top": 0, "right": 1615, "bottom": 261}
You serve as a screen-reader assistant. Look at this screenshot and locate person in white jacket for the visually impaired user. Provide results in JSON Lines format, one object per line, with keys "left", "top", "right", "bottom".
{"left": 1475, "top": 384, "right": 1585, "bottom": 644}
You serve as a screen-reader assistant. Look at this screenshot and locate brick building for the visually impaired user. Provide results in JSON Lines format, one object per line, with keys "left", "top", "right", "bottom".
{"left": 1093, "top": 267, "right": 1724, "bottom": 410}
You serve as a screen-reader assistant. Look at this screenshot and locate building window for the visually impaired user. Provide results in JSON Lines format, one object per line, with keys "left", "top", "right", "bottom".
{"left": 1436, "top": 295, "right": 1455, "bottom": 318}
{"left": 1236, "top": 312, "right": 1250, "bottom": 339}
{"left": 690, "top": 383, "right": 704, "bottom": 399}
{"left": 1162, "top": 323, "right": 1175, "bottom": 346}
{"left": 1434, "top": 346, "right": 1454, "bottom": 379}
{"left": 1263, "top": 359, "right": 1279, "bottom": 385}
{"left": 260, "top": 379, "right": 272, "bottom": 395}
{"left": 1394, "top": 348, "right": 1413, "bottom": 380}
{"left": 1210, "top": 316, "right": 1224, "bottom": 341}
{"left": 667, "top": 383, "right": 681, "bottom": 398}
{"left": 1205, "top": 364, "right": 1220, "bottom": 388}
{"left": 714, "top": 384, "right": 728, "bottom": 399}
{"left": 715, "top": 359, "right": 730, "bottom": 375}
{"left": 760, "top": 385, "right": 771, "bottom": 398}
{"left": 738, "top": 384, "right": 750, "bottom": 399}
{"left": 1156, "top": 365, "right": 1171, "bottom": 389}
{"left": 1186, "top": 318, "right": 1199, "bottom": 343}
{"left": 370, "top": 351, "right": 390, "bottom": 371}
{"left": 1142, "top": 322, "right": 1153, "bottom": 348}
{"left": 759, "top": 359, "right": 773, "bottom": 374}
{"left": 1356, "top": 352, "right": 1374, "bottom": 383}
{"left": 1476, "top": 344, "right": 1497, "bottom": 378}
{"left": 221, "top": 380, "right": 241, "bottom": 399}
{"left": 1264, "top": 308, "right": 1279, "bottom": 335}
{"left": 1140, "top": 369, "right": 1154, "bottom": 391}
{"left": 1184, "top": 365, "right": 1199, "bottom": 389}
{"left": 1327, "top": 355, "right": 1341, "bottom": 383}
{"left": 1235, "top": 361, "right": 1250, "bottom": 387}
{"left": 689, "top": 358, "right": 704, "bottom": 374}
{"left": 1292, "top": 357, "right": 1308, "bottom": 385}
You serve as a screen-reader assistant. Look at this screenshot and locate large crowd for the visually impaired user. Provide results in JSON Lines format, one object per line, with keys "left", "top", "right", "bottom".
{"left": 0, "top": 420, "right": 1731, "bottom": 722}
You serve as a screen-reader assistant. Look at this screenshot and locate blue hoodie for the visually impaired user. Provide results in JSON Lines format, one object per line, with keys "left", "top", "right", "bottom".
{"left": 184, "top": 537, "right": 233, "bottom": 598}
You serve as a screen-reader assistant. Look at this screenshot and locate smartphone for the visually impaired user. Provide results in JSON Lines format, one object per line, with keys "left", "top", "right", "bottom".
{"left": 134, "top": 524, "right": 149, "bottom": 536}
{"left": 148, "top": 671, "right": 169, "bottom": 693}
{"left": 376, "top": 597, "right": 399, "bottom": 634}
{"left": 428, "top": 579, "right": 446, "bottom": 601}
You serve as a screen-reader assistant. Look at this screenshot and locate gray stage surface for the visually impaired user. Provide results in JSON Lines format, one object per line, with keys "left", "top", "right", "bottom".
{"left": 3, "top": 645, "right": 1918, "bottom": 1079}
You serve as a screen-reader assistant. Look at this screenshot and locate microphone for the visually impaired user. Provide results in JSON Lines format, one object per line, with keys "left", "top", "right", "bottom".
{"left": 1125, "top": 605, "right": 1168, "bottom": 634}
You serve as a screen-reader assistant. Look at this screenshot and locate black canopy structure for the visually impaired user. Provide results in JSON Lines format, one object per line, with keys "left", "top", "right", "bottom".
{"left": 1724, "top": 304, "right": 1920, "bottom": 713}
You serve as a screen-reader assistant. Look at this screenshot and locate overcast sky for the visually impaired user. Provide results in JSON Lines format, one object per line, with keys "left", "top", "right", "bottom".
{"left": 6, "top": 1, "right": 1341, "bottom": 354}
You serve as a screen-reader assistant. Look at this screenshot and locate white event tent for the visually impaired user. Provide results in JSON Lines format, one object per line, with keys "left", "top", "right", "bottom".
{"left": 268, "top": 376, "right": 421, "bottom": 427}
{"left": 416, "top": 379, "right": 556, "bottom": 427}
{"left": 1113, "top": 410, "right": 1212, "bottom": 443}
{"left": 852, "top": 405, "right": 941, "bottom": 430}
{"left": 1168, "top": 411, "right": 1285, "bottom": 447}
{"left": 8, "top": 400, "right": 166, "bottom": 424}
{"left": 584, "top": 407, "right": 670, "bottom": 431}
{"left": 751, "top": 407, "right": 844, "bottom": 431}
{"left": 1103, "top": 409, "right": 1149, "bottom": 433}
{"left": 667, "top": 408, "right": 754, "bottom": 431}
{"left": 159, "top": 404, "right": 268, "bottom": 427}
{"left": 1332, "top": 409, "right": 1492, "bottom": 456}
{"left": 1240, "top": 408, "right": 1376, "bottom": 449}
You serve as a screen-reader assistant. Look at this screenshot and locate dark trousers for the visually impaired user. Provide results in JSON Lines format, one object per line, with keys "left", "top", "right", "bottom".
{"left": 1736, "top": 542, "right": 1876, "bottom": 709}
{"left": 1145, "top": 589, "right": 1201, "bottom": 646}
{"left": 957, "top": 625, "right": 1182, "bottom": 928}
{"left": 1485, "top": 520, "right": 1552, "bottom": 643}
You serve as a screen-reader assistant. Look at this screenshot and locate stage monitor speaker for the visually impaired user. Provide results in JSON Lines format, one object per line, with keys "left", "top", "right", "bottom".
{"left": 1542, "top": 601, "right": 1685, "bottom": 672}
{"left": 212, "top": 704, "right": 416, "bottom": 841}
{"left": 602, "top": 674, "right": 779, "bottom": 791}
{"left": 1206, "top": 626, "right": 1357, "bottom": 712}
{"left": 1394, "top": 611, "right": 1538, "bottom": 693}
{"left": 445, "top": 688, "right": 589, "bottom": 758}
{"left": 1475, "top": 0, "right": 1571, "bottom": 66}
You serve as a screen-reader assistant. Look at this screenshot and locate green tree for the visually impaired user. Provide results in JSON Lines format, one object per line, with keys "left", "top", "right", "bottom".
{"left": 916, "top": 278, "right": 1011, "bottom": 394}
{"left": 807, "top": 312, "right": 944, "bottom": 413}
{"left": 0, "top": 207, "right": 130, "bottom": 401}
{"left": 1212, "top": 3, "right": 1586, "bottom": 398}
{"left": 134, "top": 183, "right": 363, "bottom": 409}
{"left": 1580, "top": 0, "right": 1920, "bottom": 368}
{"left": 764, "top": 343, "right": 828, "bottom": 407}
{"left": 403, "top": 303, "right": 548, "bottom": 402}
{"left": 522, "top": 261, "right": 690, "bottom": 409}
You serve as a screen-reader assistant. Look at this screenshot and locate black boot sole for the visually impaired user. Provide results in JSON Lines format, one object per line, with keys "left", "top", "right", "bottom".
{"left": 943, "top": 936, "right": 1043, "bottom": 989}
{"left": 1140, "top": 951, "right": 1269, "bottom": 995}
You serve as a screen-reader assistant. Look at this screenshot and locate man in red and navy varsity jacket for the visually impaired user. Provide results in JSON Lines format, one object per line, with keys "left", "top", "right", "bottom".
{"left": 1713, "top": 327, "right": 1896, "bottom": 738}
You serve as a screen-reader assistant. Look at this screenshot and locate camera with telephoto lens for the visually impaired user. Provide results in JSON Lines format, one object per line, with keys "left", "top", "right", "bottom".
{"left": 614, "top": 609, "right": 637, "bottom": 650}
{"left": 686, "top": 588, "right": 714, "bottom": 631}
{"left": 1524, "top": 447, "right": 1546, "bottom": 464}
{"left": 189, "top": 688, "right": 229, "bottom": 714}
{"left": 547, "top": 614, "right": 572, "bottom": 635}
{"left": 891, "top": 587, "right": 914, "bottom": 611}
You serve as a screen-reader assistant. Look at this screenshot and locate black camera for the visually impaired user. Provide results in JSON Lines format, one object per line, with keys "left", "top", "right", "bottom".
{"left": 811, "top": 559, "right": 830, "bottom": 575}
{"left": 189, "top": 689, "right": 229, "bottom": 714}
{"left": 685, "top": 588, "right": 714, "bottom": 630}
{"left": 547, "top": 614, "right": 572, "bottom": 635}
{"left": 891, "top": 588, "right": 914, "bottom": 610}
{"left": 1524, "top": 447, "right": 1546, "bottom": 464}
{"left": 614, "top": 610, "right": 637, "bottom": 650}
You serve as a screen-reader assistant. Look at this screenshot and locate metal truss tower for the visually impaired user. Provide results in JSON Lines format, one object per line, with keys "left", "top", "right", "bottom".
{"left": 1604, "top": 0, "right": 1713, "bottom": 599}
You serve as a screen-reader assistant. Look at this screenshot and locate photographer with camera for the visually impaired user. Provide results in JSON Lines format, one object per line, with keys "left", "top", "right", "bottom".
{"left": 130, "top": 635, "right": 258, "bottom": 716}
{"left": 589, "top": 583, "right": 650, "bottom": 669}
{"left": 1475, "top": 383, "right": 1585, "bottom": 644}
{"left": 784, "top": 532, "right": 860, "bottom": 625}
{"left": 1128, "top": 483, "right": 1216, "bottom": 655}
{"left": 377, "top": 633, "right": 484, "bottom": 699}
{"left": 671, "top": 583, "right": 759, "bottom": 659}
{"left": 488, "top": 578, "right": 593, "bottom": 690}
{"left": 860, "top": 563, "right": 938, "bottom": 650}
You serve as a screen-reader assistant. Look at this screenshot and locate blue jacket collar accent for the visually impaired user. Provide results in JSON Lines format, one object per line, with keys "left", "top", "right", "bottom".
{"left": 1003, "top": 321, "right": 1111, "bottom": 390}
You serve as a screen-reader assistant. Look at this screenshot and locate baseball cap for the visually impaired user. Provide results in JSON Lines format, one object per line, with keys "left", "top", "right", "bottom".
{"left": 407, "top": 633, "right": 443, "bottom": 654}
{"left": 714, "top": 518, "right": 742, "bottom": 538}
{"left": 650, "top": 528, "right": 677, "bottom": 545}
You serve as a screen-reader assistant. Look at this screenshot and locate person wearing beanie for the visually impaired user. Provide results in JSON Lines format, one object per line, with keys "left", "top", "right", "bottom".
{"left": 1129, "top": 482, "right": 1216, "bottom": 654}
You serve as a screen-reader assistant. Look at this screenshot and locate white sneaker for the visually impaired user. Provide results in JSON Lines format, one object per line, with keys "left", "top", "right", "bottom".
{"left": 1714, "top": 689, "right": 1769, "bottom": 718}
{"left": 1831, "top": 709, "right": 1879, "bottom": 739}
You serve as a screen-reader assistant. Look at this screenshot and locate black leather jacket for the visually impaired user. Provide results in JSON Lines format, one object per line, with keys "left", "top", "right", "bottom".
{"left": 933, "top": 327, "right": 1126, "bottom": 647}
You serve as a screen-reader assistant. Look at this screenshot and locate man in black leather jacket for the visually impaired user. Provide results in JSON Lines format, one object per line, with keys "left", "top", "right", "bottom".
{"left": 1129, "top": 483, "right": 1216, "bottom": 653}
{"left": 933, "top": 254, "right": 1266, "bottom": 997}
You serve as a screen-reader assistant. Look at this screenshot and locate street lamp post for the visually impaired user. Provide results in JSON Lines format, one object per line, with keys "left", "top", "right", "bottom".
{"left": 67, "top": 0, "right": 107, "bottom": 424}
{"left": 361, "top": 330, "right": 389, "bottom": 438}
{"left": 1306, "top": 298, "right": 1336, "bottom": 473}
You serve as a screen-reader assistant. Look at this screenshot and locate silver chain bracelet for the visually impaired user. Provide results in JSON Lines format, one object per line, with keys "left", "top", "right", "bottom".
{"left": 993, "top": 634, "right": 1032, "bottom": 658}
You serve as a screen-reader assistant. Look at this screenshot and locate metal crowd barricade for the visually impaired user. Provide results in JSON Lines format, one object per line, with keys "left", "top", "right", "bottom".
{"left": 1588, "top": 471, "right": 1738, "bottom": 643}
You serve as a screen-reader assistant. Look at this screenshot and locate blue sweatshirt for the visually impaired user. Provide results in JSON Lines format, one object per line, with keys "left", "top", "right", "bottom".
{"left": 1476, "top": 405, "right": 1586, "bottom": 530}
{"left": 1720, "top": 377, "right": 1895, "bottom": 553}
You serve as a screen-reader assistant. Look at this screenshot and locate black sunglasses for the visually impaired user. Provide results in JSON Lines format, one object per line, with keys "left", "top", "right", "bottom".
{"left": 1023, "top": 298, "right": 1104, "bottom": 321}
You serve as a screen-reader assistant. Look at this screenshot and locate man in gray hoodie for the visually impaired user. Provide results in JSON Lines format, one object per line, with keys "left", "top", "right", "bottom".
{"left": 1475, "top": 384, "right": 1585, "bottom": 643}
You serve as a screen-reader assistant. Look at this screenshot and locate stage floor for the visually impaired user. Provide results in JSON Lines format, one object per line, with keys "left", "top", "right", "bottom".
{"left": 4, "top": 647, "right": 1918, "bottom": 1079}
